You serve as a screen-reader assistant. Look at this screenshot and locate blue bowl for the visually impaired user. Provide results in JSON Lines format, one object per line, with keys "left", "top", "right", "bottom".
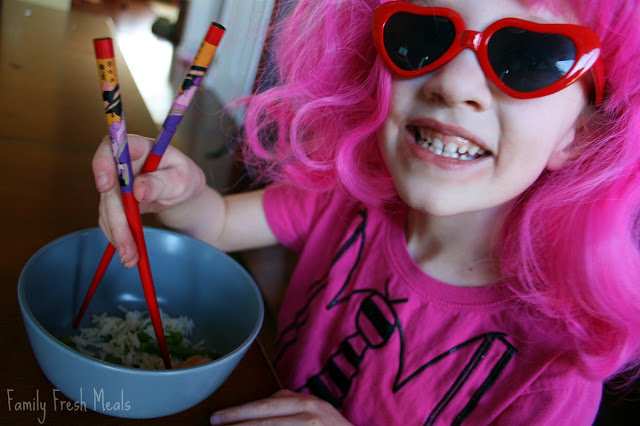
{"left": 18, "top": 227, "right": 264, "bottom": 418}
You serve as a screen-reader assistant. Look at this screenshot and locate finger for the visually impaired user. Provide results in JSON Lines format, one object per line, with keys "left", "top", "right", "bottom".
{"left": 102, "top": 189, "right": 139, "bottom": 268}
{"left": 133, "top": 159, "right": 205, "bottom": 208}
{"left": 95, "top": 134, "right": 154, "bottom": 181}
{"left": 210, "top": 414, "right": 312, "bottom": 425}
{"left": 97, "top": 204, "right": 112, "bottom": 243}
{"left": 92, "top": 135, "right": 118, "bottom": 193}
{"left": 93, "top": 134, "right": 154, "bottom": 268}
{"left": 126, "top": 134, "right": 156, "bottom": 170}
{"left": 210, "top": 392, "right": 307, "bottom": 425}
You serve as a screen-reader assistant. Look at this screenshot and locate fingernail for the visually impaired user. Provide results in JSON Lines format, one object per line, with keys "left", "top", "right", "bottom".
{"left": 117, "top": 245, "right": 127, "bottom": 264}
{"left": 210, "top": 413, "right": 223, "bottom": 425}
{"left": 138, "top": 179, "right": 149, "bottom": 202}
{"left": 96, "top": 172, "right": 108, "bottom": 190}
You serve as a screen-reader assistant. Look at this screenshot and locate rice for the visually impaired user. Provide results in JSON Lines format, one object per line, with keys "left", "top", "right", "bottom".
{"left": 61, "top": 307, "right": 216, "bottom": 369}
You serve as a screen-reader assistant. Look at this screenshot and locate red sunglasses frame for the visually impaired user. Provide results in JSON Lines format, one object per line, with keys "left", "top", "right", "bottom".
{"left": 372, "top": 1, "right": 605, "bottom": 106}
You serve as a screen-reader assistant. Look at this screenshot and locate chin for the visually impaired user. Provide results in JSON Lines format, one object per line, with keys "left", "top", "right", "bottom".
{"left": 396, "top": 189, "right": 461, "bottom": 216}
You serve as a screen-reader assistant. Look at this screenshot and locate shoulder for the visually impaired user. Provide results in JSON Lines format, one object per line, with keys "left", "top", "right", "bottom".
{"left": 477, "top": 310, "right": 604, "bottom": 425}
{"left": 263, "top": 182, "right": 367, "bottom": 252}
{"left": 490, "top": 358, "right": 603, "bottom": 425}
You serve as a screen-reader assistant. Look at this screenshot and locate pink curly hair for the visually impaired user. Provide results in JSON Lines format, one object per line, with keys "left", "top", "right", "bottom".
{"left": 237, "top": 0, "right": 640, "bottom": 381}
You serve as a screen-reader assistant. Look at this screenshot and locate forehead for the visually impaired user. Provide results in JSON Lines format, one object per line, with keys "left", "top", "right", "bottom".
{"left": 404, "top": 0, "right": 577, "bottom": 24}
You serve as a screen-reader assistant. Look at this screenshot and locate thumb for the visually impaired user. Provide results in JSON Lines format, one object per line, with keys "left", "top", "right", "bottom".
{"left": 135, "top": 160, "right": 205, "bottom": 206}
{"left": 133, "top": 173, "right": 164, "bottom": 205}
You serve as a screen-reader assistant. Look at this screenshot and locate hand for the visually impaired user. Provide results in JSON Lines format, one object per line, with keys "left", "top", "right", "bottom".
{"left": 92, "top": 134, "right": 206, "bottom": 267}
{"left": 209, "top": 389, "right": 353, "bottom": 425}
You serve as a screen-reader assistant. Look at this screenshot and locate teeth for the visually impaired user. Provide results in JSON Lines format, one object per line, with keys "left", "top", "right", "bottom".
{"left": 444, "top": 142, "right": 458, "bottom": 153}
{"left": 467, "top": 145, "right": 480, "bottom": 156}
{"left": 427, "top": 145, "right": 443, "bottom": 156}
{"left": 410, "top": 125, "right": 488, "bottom": 161}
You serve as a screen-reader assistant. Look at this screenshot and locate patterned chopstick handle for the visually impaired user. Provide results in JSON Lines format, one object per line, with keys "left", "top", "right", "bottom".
{"left": 93, "top": 37, "right": 133, "bottom": 193}
{"left": 150, "top": 22, "right": 226, "bottom": 159}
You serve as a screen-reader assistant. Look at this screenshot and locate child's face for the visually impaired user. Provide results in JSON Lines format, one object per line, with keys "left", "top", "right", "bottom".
{"left": 378, "top": 0, "right": 588, "bottom": 216}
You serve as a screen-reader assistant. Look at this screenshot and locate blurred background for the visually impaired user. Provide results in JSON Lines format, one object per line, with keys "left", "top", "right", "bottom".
{"left": 70, "top": 0, "right": 275, "bottom": 126}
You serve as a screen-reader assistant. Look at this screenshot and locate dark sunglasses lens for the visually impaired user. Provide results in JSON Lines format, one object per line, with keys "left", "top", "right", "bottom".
{"left": 488, "top": 27, "right": 577, "bottom": 92}
{"left": 383, "top": 13, "right": 455, "bottom": 71}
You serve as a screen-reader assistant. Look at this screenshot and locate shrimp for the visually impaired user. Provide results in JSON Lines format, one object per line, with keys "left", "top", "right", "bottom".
{"left": 177, "top": 355, "right": 212, "bottom": 369}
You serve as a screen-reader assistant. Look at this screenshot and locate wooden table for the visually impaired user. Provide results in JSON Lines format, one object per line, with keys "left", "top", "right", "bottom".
{"left": 0, "top": 2, "right": 280, "bottom": 424}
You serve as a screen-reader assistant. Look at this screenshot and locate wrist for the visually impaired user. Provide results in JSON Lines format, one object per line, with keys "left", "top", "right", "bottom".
{"left": 156, "top": 186, "right": 224, "bottom": 244}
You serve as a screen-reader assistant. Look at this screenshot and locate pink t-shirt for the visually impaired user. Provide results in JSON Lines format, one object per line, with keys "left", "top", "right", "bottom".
{"left": 263, "top": 183, "right": 602, "bottom": 425}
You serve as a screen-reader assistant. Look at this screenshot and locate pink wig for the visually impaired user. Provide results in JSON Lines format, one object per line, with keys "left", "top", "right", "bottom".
{"left": 500, "top": 0, "right": 640, "bottom": 381}
{"left": 238, "top": 0, "right": 640, "bottom": 380}
{"left": 239, "top": 0, "right": 394, "bottom": 205}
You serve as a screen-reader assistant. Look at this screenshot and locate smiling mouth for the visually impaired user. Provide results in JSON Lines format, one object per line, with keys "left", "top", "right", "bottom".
{"left": 407, "top": 125, "right": 491, "bottom": 161}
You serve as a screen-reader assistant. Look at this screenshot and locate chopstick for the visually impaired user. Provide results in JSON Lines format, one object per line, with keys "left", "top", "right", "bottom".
{"left": 88, "top": 37, "right": 172, "bottom": 369}
{"left": 73, "top": 24, "right": 226, "bottom": 369}
{"left": 142, "top": 22, "right": 226, "bottom": 172}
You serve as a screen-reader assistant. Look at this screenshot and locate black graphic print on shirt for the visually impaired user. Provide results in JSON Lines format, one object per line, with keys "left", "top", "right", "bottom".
{"left": 274, "top": 209, "right": 518, "bottom": 425}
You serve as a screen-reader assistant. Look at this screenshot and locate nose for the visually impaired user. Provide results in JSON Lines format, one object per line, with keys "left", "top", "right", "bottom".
{"left": 421, "top": 31, "right": 493, "bottom": 110}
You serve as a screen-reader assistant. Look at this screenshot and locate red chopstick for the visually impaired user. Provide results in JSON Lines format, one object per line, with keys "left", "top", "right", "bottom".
{"left": 83, "top": 37, "right": 171, "bottom": 369}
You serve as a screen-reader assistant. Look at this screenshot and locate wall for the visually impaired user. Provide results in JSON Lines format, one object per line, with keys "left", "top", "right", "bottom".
{"left": 178, "top": 0, "right": 275, "bottom": 123}
{"left": 18, "top": 0, "right": 71, "bottom": 10}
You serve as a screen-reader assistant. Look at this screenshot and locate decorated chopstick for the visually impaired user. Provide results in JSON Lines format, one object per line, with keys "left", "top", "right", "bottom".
{"left": 86, "top": 37, "right": 172, "bottom": 369}
{"left": 73, "top": 23, "right": 226, "bottom": 359}
{"left": 143, "top": 22, "right": 226, "bottom": 171}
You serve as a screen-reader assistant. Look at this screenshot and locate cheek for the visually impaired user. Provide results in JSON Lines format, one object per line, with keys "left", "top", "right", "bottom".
{"left": 381, "top": 79, "right": 420, "bottom": 153}
{"left": 388, "top": 77, "right": 420, "bottom": 117}
{"left": 378, "top": 118, "right": 399, "bottom": 152}
{"left": 501, "top": 98, "right": 583, "bottom": 164}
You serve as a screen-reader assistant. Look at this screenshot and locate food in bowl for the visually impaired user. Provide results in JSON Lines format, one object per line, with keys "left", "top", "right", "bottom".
{"left": 60, "top": 308, "right": 219, "bottom": 369}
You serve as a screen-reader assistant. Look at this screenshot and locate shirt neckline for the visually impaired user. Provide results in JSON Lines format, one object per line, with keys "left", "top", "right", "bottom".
{"left": 384, "top": 207, "right": 510, "bottom": 309}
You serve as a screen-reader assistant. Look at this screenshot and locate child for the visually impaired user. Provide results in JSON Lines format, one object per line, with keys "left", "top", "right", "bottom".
{"left": 92, "top": 0, "right": 640, "bottom": 424}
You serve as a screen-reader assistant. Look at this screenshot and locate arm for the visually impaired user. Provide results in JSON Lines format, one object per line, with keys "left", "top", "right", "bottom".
{"left": 490, "top": 374, "right": 602, "bottom": 425}
{"left": 156, "top": 187, "right": 278, "bottom": 252}
{"left": 92, "top": 134, "right": 278, "bottom": 267}
{"left": 493, "top": 388, "right": 601, "bottom": 425}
